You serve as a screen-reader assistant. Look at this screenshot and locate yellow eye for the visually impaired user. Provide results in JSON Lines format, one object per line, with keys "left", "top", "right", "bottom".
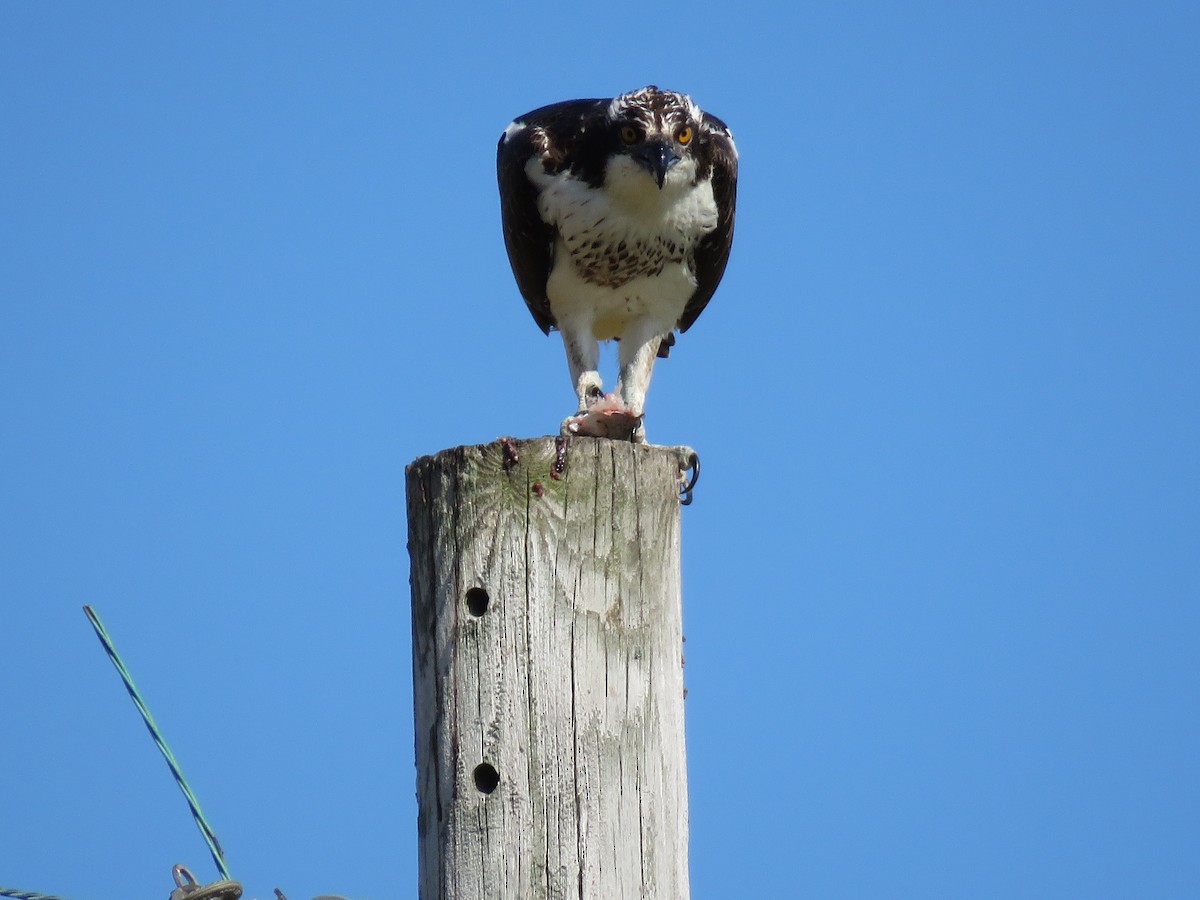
{"left": 676, "top": 125, "right": 694, "bottom": 145}
{"left": 620, "top": 124, "right": 640, "bottom": 144}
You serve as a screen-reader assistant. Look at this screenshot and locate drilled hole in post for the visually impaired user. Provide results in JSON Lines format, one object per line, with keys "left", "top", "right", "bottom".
{"left": 473, "top": 762, "right": 500, "bottom": 794}
{"left": 465, "top": 587, "right": 489, "bottom": 617}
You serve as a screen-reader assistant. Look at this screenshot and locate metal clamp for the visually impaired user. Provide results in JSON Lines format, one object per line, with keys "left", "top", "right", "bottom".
{"left": 168, "top": 865, "right": 242, "bottom": 900}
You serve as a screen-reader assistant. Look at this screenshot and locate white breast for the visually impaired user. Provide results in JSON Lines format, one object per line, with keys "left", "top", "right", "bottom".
{"left": 527, "top": 156, "right": 719, "bottom": 339}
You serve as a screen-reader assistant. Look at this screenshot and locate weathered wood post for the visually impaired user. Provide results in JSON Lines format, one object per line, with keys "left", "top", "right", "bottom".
{"left": 406, "top": 436, "right": 694, "bottom": 900}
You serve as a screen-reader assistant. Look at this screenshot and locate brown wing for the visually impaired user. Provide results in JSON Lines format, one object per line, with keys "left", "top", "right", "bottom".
{"left": 496, "top": 98, "right": 607, "bottom": 334}
{"left": 679, "top": 112, "right": 738, "bottom": 333}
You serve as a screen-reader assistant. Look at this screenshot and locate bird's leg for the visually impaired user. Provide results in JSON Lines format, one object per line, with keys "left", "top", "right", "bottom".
{"left": 559, "top": 324, "right": 613, "bottom": 437}
{"left": 561, "top": 324, "right": 602, "bottom": 412}
{"left": 614, "top": 319, "right": 665, "bottom": 443}
{"left": 558, "top": 320, "right": 650, "bottom": 440}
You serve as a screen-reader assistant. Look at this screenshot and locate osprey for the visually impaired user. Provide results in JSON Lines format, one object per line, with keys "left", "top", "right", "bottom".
{"left": 498, "top": 86, "right": 737, "bottom": 441}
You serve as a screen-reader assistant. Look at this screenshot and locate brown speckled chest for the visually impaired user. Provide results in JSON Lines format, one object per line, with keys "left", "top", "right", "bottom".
{"left": 563, "top": 230, "right": 691, "bottom": 289}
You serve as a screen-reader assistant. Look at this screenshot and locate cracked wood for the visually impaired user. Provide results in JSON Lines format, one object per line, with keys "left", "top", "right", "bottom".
{"left": 407, "top": 437, "right": 690, "bottom": 900}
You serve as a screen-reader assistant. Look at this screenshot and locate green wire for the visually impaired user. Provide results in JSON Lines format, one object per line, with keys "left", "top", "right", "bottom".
{"left": 82, "top": 605, "right": 231, "bottom": 881}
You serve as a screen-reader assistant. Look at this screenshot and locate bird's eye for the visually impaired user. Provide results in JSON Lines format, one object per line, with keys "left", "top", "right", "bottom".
{"left": 620, "top": 124, "right": 640, "bottom": 144}
{"left": 676, "top": 125, "right": 694, "bottom": 145}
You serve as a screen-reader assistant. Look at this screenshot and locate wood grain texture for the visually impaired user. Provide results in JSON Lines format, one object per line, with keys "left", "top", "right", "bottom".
{"left": 407, "top": 437, "right": 693, "bottom": 900}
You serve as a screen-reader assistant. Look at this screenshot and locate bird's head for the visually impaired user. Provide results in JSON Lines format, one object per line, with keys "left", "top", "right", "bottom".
{"left": 603, "top": 85, "right": 704, "bottom": 192}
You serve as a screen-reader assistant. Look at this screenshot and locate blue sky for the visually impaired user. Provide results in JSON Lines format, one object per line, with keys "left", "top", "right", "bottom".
{"left": 2, "top": 2, "right": 1197, "bottom": 898}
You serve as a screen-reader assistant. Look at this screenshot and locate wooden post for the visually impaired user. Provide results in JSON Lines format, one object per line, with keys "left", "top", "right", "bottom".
{"left": 406, "top": 436, "right": 693, "bottom": 900}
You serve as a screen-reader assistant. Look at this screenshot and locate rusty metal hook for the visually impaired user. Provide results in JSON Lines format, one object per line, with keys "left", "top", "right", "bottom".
{"left": 679, "top": 450, "right": 700, "bottom": 506}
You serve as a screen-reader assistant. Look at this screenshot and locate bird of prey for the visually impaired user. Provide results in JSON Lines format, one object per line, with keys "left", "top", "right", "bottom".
{"left": 498, "top": 85, "right": 737, "bottom": 442}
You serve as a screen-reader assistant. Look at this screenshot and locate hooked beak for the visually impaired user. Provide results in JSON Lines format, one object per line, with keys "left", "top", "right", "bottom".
{"left": 632, "top": 137, "right": 680, "bottom": 189}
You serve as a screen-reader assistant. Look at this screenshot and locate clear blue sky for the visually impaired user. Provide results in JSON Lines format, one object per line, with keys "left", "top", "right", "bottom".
{"left": 3, "top": 2, "right": 1197, "bottom": 898}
